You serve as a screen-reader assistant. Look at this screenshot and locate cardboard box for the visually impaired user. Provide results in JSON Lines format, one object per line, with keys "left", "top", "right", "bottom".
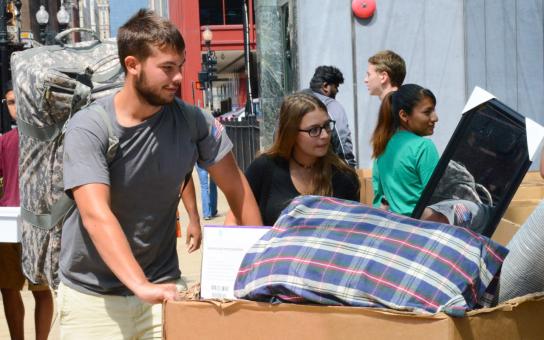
{"left": 163, "top": 293, "right": 544, "bottom": 340}
{"left": 521, "top": 171, "right": 544, "bottom": 184}
{"left": 503, "top": 199, "right": 541, "bottom": 225}
{"left": 356, "top": 168, "right": 373, "bottom": 205}
{"left": 0, "top": 207, "right": 21, "bottom": 243}
{"left": 491, "top": 218, "right": 521, "bottom": 246}
{"left": 512, "top": 183, "right": 544, "bottom": 201}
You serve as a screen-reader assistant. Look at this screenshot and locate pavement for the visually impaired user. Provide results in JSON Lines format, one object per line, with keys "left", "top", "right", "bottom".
{"left": 0, "top": 171, "right": 227, "bottom": 340}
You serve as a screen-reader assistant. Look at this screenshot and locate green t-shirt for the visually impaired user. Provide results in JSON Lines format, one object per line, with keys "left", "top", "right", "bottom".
{"left": 372, "top": 130, "right": 439, "bottom": 216}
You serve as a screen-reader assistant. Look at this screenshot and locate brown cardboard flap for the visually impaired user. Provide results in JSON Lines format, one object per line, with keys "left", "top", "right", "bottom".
{"left": 512, "top": 183, "right": 544, "bottom": 200}
{"left": 467, "top": 292, "right": 544, "bottom": 316}
{"left": 522, "top": 171, "right": 544, "bottom": 184}
{"left": 356, "top": 168, "right": 374, "bottom": 205}
{"left": 503, "top": 199, "right": 541, "bottom": 225}
{"left": 491, "top": 218, "right": 520, "bottom": 246}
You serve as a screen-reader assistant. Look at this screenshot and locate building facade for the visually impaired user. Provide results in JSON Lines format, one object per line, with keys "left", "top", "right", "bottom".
{"left": 169, "top": 0, "right": 257, "bottom": 111}
{"left": 84, "top": 0, "right": 110, "bottom": 40}
{"left": 96, "top": 0, "right": 110, "bottom": 39}
{"left": 149, "top": 0, "right": 168, "bottom": 17}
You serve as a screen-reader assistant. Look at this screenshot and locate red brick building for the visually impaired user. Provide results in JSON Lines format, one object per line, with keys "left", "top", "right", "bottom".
{"left": 169, "top": 0, "right": 256, "bottom": 110}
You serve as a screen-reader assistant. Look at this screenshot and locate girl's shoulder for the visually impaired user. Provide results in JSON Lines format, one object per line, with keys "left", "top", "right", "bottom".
{"left": 394, "top": 131, "right": 436, "bottom": 150}
{"left": 249, "top": 154, "right": 286, "bottom": 171}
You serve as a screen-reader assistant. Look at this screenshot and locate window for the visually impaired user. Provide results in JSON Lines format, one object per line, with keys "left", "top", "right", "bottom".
{"left": 225, "top": 0, "right": 243, "bottom": 24}
{"left": 200, "top": 0, "right": 224, "bottom": 25}
{"left": 200, "top": 0, "right": 250, "bottom": 25}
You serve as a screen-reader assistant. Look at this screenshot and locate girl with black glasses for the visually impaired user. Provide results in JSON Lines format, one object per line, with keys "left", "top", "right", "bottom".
{"left": 226, "top": 92, "right": 360, "bottom": 226}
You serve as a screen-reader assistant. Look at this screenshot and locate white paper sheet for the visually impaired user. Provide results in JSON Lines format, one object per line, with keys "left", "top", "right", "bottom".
{"left": 462, "top": 86, "right": 496, "bottom": 114}
{"left": 525, "top": 117, "right": 544, "bottom": 161}
{"left": 200, "top": 225, "right": 271, "bottom": 300}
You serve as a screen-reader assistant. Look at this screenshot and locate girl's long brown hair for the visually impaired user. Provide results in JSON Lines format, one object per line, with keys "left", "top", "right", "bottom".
{"left": 371, "top": 84, "right": 436, "bottom": 158}
{"left": 265, "top": 92, "right": 357, "bottom": 196}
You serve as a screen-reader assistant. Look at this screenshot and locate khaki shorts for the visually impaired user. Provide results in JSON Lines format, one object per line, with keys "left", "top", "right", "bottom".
{"left": 58, "top": 278, "right": 187, "bottom": 340}
{"left": 0, "top": 243, "right": 49, "bottom": 291}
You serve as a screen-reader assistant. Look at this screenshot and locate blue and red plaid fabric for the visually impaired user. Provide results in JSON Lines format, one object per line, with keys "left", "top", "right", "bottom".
{"left": 234, "top": 195, "right": 508, "bottom": 316}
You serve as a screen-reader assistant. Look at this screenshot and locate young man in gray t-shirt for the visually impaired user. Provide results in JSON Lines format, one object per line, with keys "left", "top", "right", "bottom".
{"left": 58, "top": 9, "right": 262, "bottom": 339}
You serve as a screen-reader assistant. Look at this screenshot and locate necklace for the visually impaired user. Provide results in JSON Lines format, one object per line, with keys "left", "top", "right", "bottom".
{"left": 292, "top": 156, "right": 314, "bottom": 169}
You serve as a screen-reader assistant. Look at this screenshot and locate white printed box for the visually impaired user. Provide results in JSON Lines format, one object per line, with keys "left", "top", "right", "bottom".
{"left": 0, "top": 207, "right": 21, "bottom": 243}
{"left": 200, "top": 225, "right": 271, "bottom": 300}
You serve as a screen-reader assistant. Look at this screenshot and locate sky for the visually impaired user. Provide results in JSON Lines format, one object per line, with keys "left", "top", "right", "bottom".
{"left": 109, "top": 0, "right": 148, "bottom": 37}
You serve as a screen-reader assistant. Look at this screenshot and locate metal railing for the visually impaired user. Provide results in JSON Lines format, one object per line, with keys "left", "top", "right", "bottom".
{"left": 220, "top": 115, "right": 260, "bottom": 172}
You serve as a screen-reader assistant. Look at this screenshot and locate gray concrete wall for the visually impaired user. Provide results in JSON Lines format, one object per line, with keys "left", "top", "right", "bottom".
{"left": 465, "top": 0, "right": 544, "bottom": 124}
{"left": 294, "top": 0, "right": 544, "bottom": 168}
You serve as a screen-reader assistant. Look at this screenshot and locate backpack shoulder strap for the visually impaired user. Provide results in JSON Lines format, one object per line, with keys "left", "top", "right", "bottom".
{"left": 175, "top": 99, "right": 199, "bottom": 191}
{"left": 175, "top": 98, "right": 198, "bottom": 143}
{"left": 20, "top": 104, "right": 119, "bottom": 230}
{"left": 91, "top": 104, "right": 120, "bottom": 164}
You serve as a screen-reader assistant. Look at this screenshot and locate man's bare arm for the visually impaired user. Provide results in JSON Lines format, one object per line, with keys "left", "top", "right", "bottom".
{"left": 180, "top": 175, "right": 202, "bottom": 252}
{"left": 208, "top": 152, "right": 262, "bottom": 226}
{"left": 72, "top": 183, "right": 177, "bottom": 304}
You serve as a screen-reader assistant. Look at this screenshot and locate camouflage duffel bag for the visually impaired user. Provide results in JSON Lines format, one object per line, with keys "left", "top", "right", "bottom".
{"left": 11, "top": 28, "right": 123, "bottom": 289}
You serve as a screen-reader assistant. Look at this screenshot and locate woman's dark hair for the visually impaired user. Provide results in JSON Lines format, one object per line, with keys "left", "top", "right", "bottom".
{"left": 371, "top": 84, "right": 436, "bottom": 158}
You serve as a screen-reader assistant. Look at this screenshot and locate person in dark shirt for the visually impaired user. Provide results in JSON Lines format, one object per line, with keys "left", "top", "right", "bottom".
{"left": 0, "top": 81, "right": 53, "bottom": 340}
{"left": 227, "top": 92, "right": 360, "bottom": 226}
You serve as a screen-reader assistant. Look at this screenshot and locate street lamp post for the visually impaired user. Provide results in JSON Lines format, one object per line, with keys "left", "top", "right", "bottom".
{"left": 56, "top": 5, "right": 69, "bottom": 33}
{"left": 36, "top": 4, "right": 71, "bottom": 46}
{"left": 200, "top": 26, "right": 217, "bottom": 112}
{"left": 35, "top": 5, "right": 49, "bottom": 44}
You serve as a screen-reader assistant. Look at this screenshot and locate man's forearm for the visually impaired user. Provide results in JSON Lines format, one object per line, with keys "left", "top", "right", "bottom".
{"left": 181, "top": 176, "right": 200, "bottom": 222}
{"left": 225, "top": 171, "right": 262, "bottom": 225}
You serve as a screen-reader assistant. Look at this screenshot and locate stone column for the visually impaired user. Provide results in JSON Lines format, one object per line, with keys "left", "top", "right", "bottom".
{"left": 254, "top": 0, "right": 285, "bottom": 149}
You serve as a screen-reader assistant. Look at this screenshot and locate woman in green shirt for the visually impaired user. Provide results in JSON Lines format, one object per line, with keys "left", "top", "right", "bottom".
{"left": 371, "top": 84, "right": 439, "bottom": 216}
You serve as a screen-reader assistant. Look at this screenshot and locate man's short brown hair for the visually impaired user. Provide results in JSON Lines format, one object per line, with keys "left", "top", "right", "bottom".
{"left": 368, "top": 50, "right": 406, "bottom": 87}
{"left": 117, "top": 9, "right": 185, "bottom": 73}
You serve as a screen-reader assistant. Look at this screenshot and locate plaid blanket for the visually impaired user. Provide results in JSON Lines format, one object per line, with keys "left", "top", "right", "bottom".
{"left": 234, "top": 195, "right": 508, "bottom": 316}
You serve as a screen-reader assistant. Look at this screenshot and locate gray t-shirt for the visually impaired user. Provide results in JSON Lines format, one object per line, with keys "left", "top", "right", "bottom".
{"left": 60, "top": 94, "right": 232, "bottom": 295}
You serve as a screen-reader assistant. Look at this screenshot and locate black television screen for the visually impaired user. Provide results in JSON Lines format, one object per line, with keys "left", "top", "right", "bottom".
{"left": 411, "top": 97, "right": 534, "bottom": 237}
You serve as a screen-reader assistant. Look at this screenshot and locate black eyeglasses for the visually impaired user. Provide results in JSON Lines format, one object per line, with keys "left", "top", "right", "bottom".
{"left": 2, "top": 99, "right": 15, "bottom": 106}
{"left": 298, "top": 120, "right": 335, "bottom": 137}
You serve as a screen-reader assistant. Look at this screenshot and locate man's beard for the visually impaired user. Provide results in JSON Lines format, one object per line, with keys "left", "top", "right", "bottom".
{"left": 135, "top": 71, "right": 175, "bottom": 106}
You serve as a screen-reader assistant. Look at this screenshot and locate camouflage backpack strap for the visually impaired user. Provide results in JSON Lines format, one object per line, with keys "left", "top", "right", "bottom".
{"left": 176, "top": 99, "right": 198, "bottom": 191}
{"left": 20, "top": 104, "right": 119, "bottom": 230}
{"left": 16, "top": 118, "right": 66, "bottom": 142}
{"left": 20, "top": 195, "right": 76, "bottom": 231}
